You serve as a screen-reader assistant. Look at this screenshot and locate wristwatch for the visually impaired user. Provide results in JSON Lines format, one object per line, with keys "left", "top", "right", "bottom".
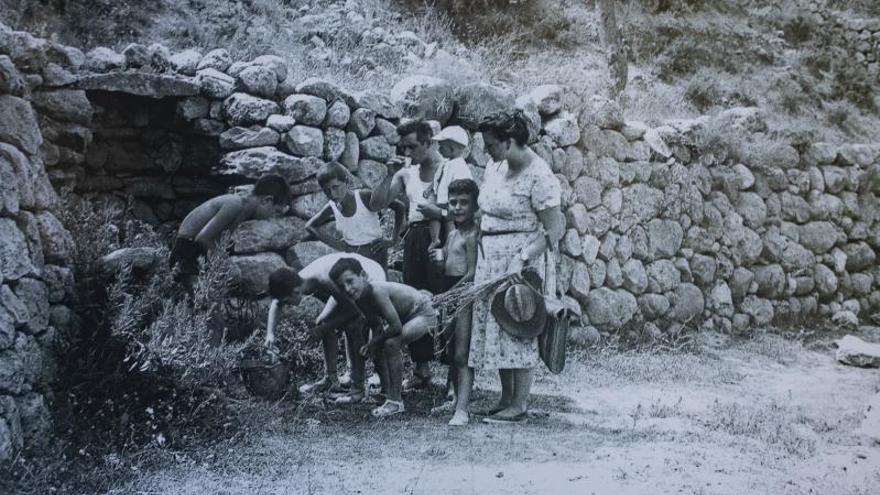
{"left": 441, "top": 208, "right": 448, "bottom": 218}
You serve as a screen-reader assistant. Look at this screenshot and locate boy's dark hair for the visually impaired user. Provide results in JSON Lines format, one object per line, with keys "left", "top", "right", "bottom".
{"left": 316, "top": 162, "right": 349, "bottom": 191}
{"left": 396, "top": 120, "right": 433, "bottom": 145}
{"left": 329, "top": 257, "right": 365, "bottom": 282}
{"left": 478, "top": 110, "right": 530, "bottom": 146}
{"left": 268, "top": 267, "right": 303, "bottom": 300}
{"left": 253, "top": 174, "right": 292, "bottom": 205}
{"left": 447, "top": 178, "right": 479, "bottom": 203}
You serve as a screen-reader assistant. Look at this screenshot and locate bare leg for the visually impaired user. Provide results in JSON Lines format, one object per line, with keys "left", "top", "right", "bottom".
{"left": 384, "top": 337, "right": 405, "bottom": 402}
{"left": 322, "top": 330, "right": 338, "bottom": 380}
{"left": 344, "top": 324, "right": 365, "bottom": 393}
{"left": 495, "top": 369, "right": 515, "bottom": 412}
{"left": 372, "top": 345, "right": 390, "bottom": 396}
{"left": 495, "top": 368, "right": 532, "bottom": 418}
{"left": 451, "top": 307, "right": 473, "bottom": 425}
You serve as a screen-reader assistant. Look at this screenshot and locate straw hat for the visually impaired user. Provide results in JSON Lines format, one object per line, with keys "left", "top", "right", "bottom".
{"left": 491, "top": 270, "right": 546, "bottom": 339}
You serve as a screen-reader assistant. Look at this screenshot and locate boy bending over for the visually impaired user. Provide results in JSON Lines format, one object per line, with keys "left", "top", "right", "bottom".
{"left": 171, "top": 174, "right": 291, "bottom": 286}
{"left": 329, "top": 257, "right": 437, "bottom": 418}
{"left": 266, "top": 253, "right": 386, "bottom": 404}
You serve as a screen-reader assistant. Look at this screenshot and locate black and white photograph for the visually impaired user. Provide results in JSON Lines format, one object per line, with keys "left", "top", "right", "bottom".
{"left": 1, "top": 1, "right": 879, "bottom": 493}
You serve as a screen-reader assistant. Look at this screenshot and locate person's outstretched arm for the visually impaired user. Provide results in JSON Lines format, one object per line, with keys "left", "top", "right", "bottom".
{"left": 265, "top": 299, "right": 281, "bottom": 347}
{"left": 305, "top": 203, "right": 348, "bottom": 251}
{"left": 369, "top": 158, "right": 406, "bottom": 211}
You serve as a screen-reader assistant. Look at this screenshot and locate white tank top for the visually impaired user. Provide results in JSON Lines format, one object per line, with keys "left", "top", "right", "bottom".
{"left": 328, "top": 191, "right": 384, "bottom": 246}
{"left": 404, "top": 166, "right": 434, "bottom": 222}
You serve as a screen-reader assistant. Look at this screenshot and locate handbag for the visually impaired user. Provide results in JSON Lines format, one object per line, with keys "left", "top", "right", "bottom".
{"left": 537, "top": 242, "right": 570, "bottom": 374}
{"left": 539, "top": 297, "right": 570, "bottom": 374}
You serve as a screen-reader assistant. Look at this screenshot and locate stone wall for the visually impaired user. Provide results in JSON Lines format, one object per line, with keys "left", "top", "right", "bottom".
{"left": 805, "top": 0, "right": 880, "bottom": 77}
{"left": 1, "top": 19, "right": 879, "bottom": 459}
{"left": 0, "top": 28, "right": 76, "bottom": 461}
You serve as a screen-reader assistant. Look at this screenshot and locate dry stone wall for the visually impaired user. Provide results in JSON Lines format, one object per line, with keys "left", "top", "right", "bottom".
{"left": 1, "top": 19, "right": 879, "bottom": 458}
{"left": 0, "top": 27, "right": 76, "bottom": 462}
{"left": 805, "top": 0, "right": 880, "bottom": 76}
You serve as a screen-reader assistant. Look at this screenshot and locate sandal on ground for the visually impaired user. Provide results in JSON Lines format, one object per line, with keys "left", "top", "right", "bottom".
{"left": 298, "top": 378, "right": 335, "bottom": 395}
{"left": 338, "top": 372, "right": 352, "bottom": 386}
{"left": 371, "top": 400, "right": 405, "bottom": 418}
{"left": 482, "top": 412, "right": 528, "bottom": 424}
{"left": 448, "top": 410, "right": 469, "bottom": 427}
{"left": 430, "top": 400, "right": 456, "bottom": 415}
{"left": 477, "top": 404, "right": 508, "bottom": 416}
{"left": 367, "top": 375, "right": 381, "bottom": 388}
{"left": 333, "top": 389, "right": 366, "bottom": 405}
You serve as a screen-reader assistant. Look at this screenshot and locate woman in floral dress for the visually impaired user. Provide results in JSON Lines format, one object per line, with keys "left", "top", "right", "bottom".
{"left": 471, "top": 110, "right": 566, "bottom": 423}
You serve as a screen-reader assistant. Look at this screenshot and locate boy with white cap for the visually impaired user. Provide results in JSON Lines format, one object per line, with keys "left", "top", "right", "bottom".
{"left": 431, "top": 126, "right": 474, "bottom": 241}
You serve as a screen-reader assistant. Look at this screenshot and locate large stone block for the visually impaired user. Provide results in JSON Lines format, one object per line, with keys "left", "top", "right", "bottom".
{"left": 543, "top": 111, "right": 580, "bottom": 147}
{"left": 11, "top": 278, "right": 48, "bottom": 335}
{"left": 219, "top": 126, "right": 280, "bottom": 150}
{"left": 526, "top": 85, "right": 563, "bottom": 116}
{"left": 572, "top": 176, "right": 602, "bottom": 210}
{"left": 668, "top": 283, "right": 704, "bottom": 323}
{"left": 324, "top": 100, "right": 351, "bottom": 128}
{"left": 844, "top": 242, "right": 876, "bottom": 271}
{"left": 169, "top": 49, "right": 202, "bottom": 75}
{"left": 218, "top": 146, "right": 321, "bottom": 183}
{"left": 323, "top": 127, "right": 346, "bottom": 162}
{"left": 359, "top": 136, "right": 394, "bottom": 162}
{"left": 585, "top": 288, "right": 638, "bottom": 329}
{"left": 455, "top": 83, "right": 514, "bottom": 127}
{"left": 0, "top": 55, "right": 25, "bottom": 96}
{"left": 646, "top": 259, "right": 679, "bottom": 293}
{"left": 353, "top": 91, "right": 402, "bottom": 119}
{"left": 196, "top": 68, "right": 235, "bottom": 99}
{"left": 230, "top": 253, "right": 288, "bottom": 296}
{"left": 75, "top": 73, "right": 201, "bottom": 98}
{"left": 646, "top": 219, "right": 683, "bottom": 259}
{"left": 197, "top": 48, "right": 232, "bottom": 72}
{"left": 620, "top": 184, "right": 663, "bottom": 232}
{"left": 285, "top": 126, "right": 324, "bottom": 158}
{"left": 238, "top": 65, "right": 277, "bottom": 98}
{"left": 0, "top": 95, "right": 42, "bottom": 156}
{"left": 0, "top": 219, "right": 33, "bottom": 282}
{"left": 83, "top": 47, "right": 124, "bottom": 72}
{"left": 347, "top": 108, "right": 376, "bottom": 139}
{"left": 232, "top": 217, "right": 308, "bottom": 254}
{"left": 391, "top": 75, "right": 454, "bottom": 123}
{"left": 223, "top": 93, "right": 279, "bottom": 126}
{"left": 282, "top": 94, "right": 327, "bottom": 126}
{"left": 287, "top": 241, "right": 337, "bottom": 268}
{"left": 35, "top": 212, "right": 73, "bottom": 265}
{"left": 296, "top": 78, "right": 357, "bottom": 107}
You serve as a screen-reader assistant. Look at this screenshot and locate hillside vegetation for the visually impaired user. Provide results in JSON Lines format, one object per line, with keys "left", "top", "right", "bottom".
{"left": 1, "top": 0, "right": 878, "bottom": 140}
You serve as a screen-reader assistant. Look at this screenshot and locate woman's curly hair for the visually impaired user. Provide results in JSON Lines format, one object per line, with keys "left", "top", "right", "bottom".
{"left": 478, "top": 109, "right": 531, "bottom": 146}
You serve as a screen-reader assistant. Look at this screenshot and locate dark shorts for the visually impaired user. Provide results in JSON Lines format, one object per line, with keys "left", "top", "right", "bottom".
{"left": 345, "top": 239, "right": 388, "bottom": 271}
{"left": 169, "top": 237, "right": 202, "bottom": 276}
{"left": 439, "top": 275, "right": 464, "bottom": 365}
{"left": 403, "top": 222, "right": 445, "bottom": 363}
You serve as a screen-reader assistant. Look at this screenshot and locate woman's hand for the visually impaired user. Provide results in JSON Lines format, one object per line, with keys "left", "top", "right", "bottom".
{"left": 506, "top": 255, "right": 525, "bottom": 276}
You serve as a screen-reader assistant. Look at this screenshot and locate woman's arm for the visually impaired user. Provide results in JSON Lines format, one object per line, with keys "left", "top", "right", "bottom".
{"left": 506, "top": 206, "right": 565, "bottom": 275}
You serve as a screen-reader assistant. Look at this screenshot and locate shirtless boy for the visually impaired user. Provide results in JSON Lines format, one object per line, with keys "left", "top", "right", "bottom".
{"left": 266, "top": 253, "right": 386, "bottom": 404}
{"left": 432, "top": 179, "right": 479, "bottom": 426}
{"left": 329, "top": 257, "right": 438, "bottom": 417}
{"left": 171, "top": 174, "right": 291, "bottom": 285}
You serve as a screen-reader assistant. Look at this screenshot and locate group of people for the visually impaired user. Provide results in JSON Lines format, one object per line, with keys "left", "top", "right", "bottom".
{"left": 171, "top": 110, "right": 565, "bottom": 426}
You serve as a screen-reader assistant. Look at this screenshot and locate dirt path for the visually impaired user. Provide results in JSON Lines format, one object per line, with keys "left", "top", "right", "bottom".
{"left": 117, "top": 334, "right": 880, "bottom": 495}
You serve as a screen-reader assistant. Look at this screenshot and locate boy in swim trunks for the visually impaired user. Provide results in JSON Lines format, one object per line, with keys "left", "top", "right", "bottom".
{"left": 266, "top": 253, "right": 386, "bottom": 404}
{"left": 430, "top": 179, "right": 480, "bottom": 426}
{"left": 329, "top": 257, "right": 438, "bottom": 417}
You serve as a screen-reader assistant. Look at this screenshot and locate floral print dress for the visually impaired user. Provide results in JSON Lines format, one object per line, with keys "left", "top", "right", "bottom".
{"left": 468, "top": 156, "right": 561, "bottom": 370}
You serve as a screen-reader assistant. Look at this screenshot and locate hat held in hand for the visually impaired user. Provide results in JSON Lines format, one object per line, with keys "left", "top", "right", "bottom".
{"left": 491, "top": 269, "right": 546, "bottom": 339}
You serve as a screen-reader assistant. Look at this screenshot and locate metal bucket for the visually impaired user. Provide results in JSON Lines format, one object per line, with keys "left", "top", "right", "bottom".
{"left": 239, "top": 359, "right": 291, "bottom": 401}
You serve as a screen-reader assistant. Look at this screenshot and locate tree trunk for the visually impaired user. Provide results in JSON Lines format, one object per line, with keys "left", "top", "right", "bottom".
{"left": 598, "top": 0, "right": 628, "bottom": 96}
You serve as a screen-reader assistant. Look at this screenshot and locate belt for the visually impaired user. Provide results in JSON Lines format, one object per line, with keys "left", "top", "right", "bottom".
{"left": 409, "top": 220, "right": 431, "bottom": 228}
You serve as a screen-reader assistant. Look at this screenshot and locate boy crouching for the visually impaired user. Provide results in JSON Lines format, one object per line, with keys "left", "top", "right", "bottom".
{"left": 329, "top": 257, "right": 437, "bottom": 418}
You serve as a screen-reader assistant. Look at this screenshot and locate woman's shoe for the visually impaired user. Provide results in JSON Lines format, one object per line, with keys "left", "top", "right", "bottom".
{"left": 482, "top": 411, "right": 528, "bottom": 424}
{"left": 371, "top": 400, "right": 405, "bottom": 418}
{"left": 448, "top": 410, "right": 469, "bottom": 426}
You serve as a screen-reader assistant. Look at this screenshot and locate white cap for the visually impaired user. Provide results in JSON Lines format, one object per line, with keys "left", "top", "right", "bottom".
{"left": 432, "top": 126, "right": 469, "bottom": 147}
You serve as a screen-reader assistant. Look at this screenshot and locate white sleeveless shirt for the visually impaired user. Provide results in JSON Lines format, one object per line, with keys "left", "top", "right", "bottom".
{"left": 403, "top": 165, "right": 435, "bottom": 222}
{"left": 328, "top": 191, "right": 383, "bottom": 246}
